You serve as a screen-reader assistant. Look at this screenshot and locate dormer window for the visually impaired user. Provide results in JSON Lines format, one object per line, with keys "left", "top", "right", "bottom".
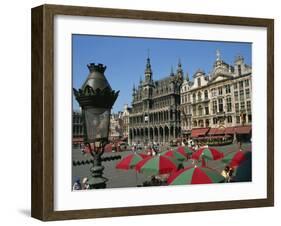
{"left": 238, "top": 64, "right": 242, "bottom": 76}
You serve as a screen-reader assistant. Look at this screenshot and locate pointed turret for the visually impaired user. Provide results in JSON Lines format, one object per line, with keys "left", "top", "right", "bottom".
{"left": 176, "top": 58, "right": 183, "bottom": 78}
{"left": 144, "top": 56, "right": 153, "bottom": 83}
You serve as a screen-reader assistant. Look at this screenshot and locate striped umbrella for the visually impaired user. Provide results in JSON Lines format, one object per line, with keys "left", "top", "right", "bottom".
{"left": 167, "top": 166, "right": 225, "bottom": 185}
{"left": 222, "top": 149, "right": 250, "bottom": 168}
{"left": 161, "top": 150, "right": 187, "bottom": 161}
{"left": 192, "top": 147, "right": 224, "bottom": 160}
{"left": 177, "top": 146, "right": 194, "bottom": 156}
{"left": 135, "top": 155, "right": 180, "bottom": 175}
{"left": 182, "top": 159, "right": 202, "bottom": 168}
{"left": 116, "top": 153, "right": 147, "bottom": 170}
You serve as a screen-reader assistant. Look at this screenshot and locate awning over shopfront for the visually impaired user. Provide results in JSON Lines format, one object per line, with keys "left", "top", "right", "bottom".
{"left": 191, "top": 126, "right": 251, "bottom": 138}
{"left": 224, "top": 126, "right": 251, "bottom": 135}
{"left": 225, "top": 127, "right": 235, "bottom": 134}
{"left": 208, "top": 128, "right": 225, "bottom": 135}
{"left": 191, "top": 128, "right": 209, "bottom": 138}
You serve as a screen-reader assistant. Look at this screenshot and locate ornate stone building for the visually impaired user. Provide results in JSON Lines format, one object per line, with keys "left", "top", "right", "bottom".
{"left": 109, "top": 112, "right": 124, "bottom": 141}
{"left": 180, "top": 50, "right": 252, "bottom": 137}
{"left": 129, "top": 57, "right": 183, "bottom": 145}
{"left": 121, "top": 104, "right": 131, "bottom": 139}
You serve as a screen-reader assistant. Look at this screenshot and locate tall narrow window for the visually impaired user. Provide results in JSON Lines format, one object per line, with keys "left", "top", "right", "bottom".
{"left": 236, "top": 116, "right": 240, "bottom": 124}
{"left": 212, "top": 100, "right": 217, "bottom": 114}
{"left": 225, "top": 84, "right": 231, "bottom": 94}
{"left": 234, "top": 91, "right": 239, "bottom": 101}
{"left": 226, "top": 97, "right": 232, "bottom": 112}
{"left": 213, "top": 118, "right": 217, "bottom": 124}
{"left": 246, "top": 88, "right": 250, "bottom": 99}
{"left": 205, "top": 106, "right": 209, "bottom": 115}
{"left": 227, "top": 116, "right": 232, "bottom": 123}
{"left": 218, "top": 98, "right": 223, "bottom": 112}
{"left": 245, "top": 79, "right": 250, "bottom": 87}
{"left": 193, "top": 93, "right": 196, "bottom": 103}
{"left": 241, "top": 101, "right": 245, "bottom": 110}
{"left": 239, "top": 81, "right": 244, "bottom": 89}
{"left": 235, "top": 103, "right": 239, "bottom": 113}
{"left": 204, "top": 90, "right": 208, "bottom": 100}
{"left": 198, "top": 105, "right": 203, "bottom": 116}
{"left": 198, "top": 92, "right": 202, "bottom": 101}
{"left": 247, "top": 100, "right": 251, "bottom": 112}
{"left": 193, "top": 108, "right": 196, "bottom": 116}
{"left": 218, "top": 87, "right": 223, "bottom": 95}
{"left": 240, "top": 89, "right": 244, "bottom": 100}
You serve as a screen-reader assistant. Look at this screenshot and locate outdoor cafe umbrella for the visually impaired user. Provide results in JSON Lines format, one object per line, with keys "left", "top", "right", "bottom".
{"left": 182, "top": 159, "right": 202, "bottom": 168}
{"left": 135, "top": 155, "right": 180, "bottom": 175}
{"left": 116, "top": 153, "right": 148, "bottom": 186}
{"left": 192, "top": 147, "right": 224, "bottom": 161}
{"left": 116, "top": 153, "right": 147, "bottom": 170}
{"left": 167, "top": 166, "right": 225, "bottom": 185}
{"left": 222, "top": 149, "right": 251, "bottom": 168}
{"left": 161, "top": 150, "right": 187, "bottom": 161}
{"left": 177, "top": 146, "right": 194, "bottom": 157}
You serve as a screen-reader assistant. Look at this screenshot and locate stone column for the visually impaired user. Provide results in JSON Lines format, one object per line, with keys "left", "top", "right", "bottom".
{"left": 168, "top": 127, "right": 170, "bottom": 144}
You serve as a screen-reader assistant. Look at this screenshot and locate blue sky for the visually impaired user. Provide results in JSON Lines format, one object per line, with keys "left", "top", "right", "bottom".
{"left": 72, "top": 35, "right": 251, "bottom": 113}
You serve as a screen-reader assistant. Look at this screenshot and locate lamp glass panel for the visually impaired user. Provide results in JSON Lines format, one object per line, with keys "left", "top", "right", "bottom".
{"left": 84, "top": 108, "right": 110, "bottom": 142}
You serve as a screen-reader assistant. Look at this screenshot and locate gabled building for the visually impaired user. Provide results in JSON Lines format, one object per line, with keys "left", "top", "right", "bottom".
{"left": 180, "top": 50, "right": 252, "bottom": 138}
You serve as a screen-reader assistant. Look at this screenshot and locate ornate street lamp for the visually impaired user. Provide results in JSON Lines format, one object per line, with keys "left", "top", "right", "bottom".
{"left": 73, "top": 63, "right": 119, "bottom": 189}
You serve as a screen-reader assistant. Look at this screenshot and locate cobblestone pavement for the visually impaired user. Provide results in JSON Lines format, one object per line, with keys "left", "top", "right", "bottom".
{"left": 72, "top": 142, "right": 252, "bottom": 189}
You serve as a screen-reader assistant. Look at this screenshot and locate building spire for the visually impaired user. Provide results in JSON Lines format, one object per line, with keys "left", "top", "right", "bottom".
{"left": 177, "top": 58, "right": 183, "bottom": 78}
{"left": 178, "top": 58, "right": 182, "bottom": 67}
{"left": 144, "top": 51, "right": 152, "bottom": 82}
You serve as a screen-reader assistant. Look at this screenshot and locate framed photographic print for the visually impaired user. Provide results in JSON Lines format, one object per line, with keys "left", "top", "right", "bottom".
{"left": 31, "top": 4, "right": 274, "bottom": 221}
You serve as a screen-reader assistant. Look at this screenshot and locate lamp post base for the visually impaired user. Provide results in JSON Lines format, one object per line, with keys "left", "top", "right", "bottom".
{"left": 88, "top": 165, "right": 108, "bottom": 189}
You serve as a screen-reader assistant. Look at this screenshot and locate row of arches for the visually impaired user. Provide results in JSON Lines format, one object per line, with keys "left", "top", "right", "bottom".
{"left": 130, "top": 110, "right": 181, "bottom": 125}
{"left": 129, "top": 126, "right": 181, "bottom": 145}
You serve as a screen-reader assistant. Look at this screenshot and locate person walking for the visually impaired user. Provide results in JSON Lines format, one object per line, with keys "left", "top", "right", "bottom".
{"left": 72, "top": 177, "right": 81, "bottom": 190}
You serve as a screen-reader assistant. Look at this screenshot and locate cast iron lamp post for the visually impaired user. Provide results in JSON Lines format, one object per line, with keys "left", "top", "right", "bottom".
{"left": 73, "top": 63, "right": 119, "bottom": 189}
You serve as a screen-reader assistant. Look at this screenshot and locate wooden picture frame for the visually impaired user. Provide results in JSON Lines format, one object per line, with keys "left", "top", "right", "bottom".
{"left": 31, "top": 4, "right": 274, "bottom": 221}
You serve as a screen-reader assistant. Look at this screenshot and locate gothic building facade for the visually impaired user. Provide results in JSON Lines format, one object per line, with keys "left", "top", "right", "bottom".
{"left": 128, "top": 57, "right": 183, "bottom": 145}
{"left": 180, "top": 51, "right": 252, "bottom": 137}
